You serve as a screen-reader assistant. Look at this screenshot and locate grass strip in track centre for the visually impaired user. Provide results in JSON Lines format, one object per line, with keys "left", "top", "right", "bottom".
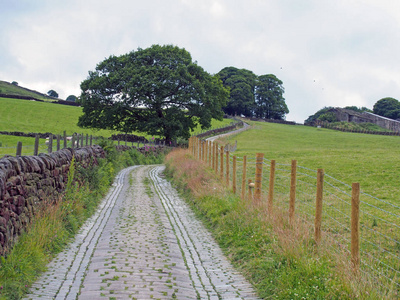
{"left": 164, "top": 148, "right": 392, "bottom": 299}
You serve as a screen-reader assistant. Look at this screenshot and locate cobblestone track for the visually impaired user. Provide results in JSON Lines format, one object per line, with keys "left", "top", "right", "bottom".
{"left": 150, "top": 166, "right": 259, "bottom": 300}
{"left": 25, "top": 166, "right": 138, "bottom": 300}
{"left": 26, "top": 165, "right": 259, "bottom": 299}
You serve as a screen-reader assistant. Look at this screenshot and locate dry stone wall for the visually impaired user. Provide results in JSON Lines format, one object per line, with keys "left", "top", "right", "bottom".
{"left": 0, "top": 146, "right": 105, "bottom": 256}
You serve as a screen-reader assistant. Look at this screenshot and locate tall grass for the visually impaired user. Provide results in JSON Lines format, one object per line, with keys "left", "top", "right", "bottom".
{"left": 0, "top": 144, "right": 166, "bottom": 299}
{"left": 165, "top": 148, "right": 391, "bottom": 299}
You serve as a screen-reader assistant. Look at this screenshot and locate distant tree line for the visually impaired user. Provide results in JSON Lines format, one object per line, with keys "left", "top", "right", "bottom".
{"left": 217, "top": 67, "right": 288, "bottom": 119}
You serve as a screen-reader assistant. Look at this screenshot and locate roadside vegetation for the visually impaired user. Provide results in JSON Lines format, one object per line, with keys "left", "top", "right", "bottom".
{"left": 0, "top": 140, "right": 166, "bottom": 299}
{"left": 165, "top": 148, "right": 387, "bottom": 299}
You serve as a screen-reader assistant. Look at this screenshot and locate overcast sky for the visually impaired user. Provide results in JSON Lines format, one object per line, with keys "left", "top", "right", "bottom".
{"left": 1, "top": 0, "right": 400, "bottom": 123}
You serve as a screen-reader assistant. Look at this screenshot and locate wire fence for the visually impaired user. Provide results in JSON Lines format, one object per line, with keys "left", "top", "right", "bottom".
{"left": 189, "top": 136, "right": 400, "bottom": 295}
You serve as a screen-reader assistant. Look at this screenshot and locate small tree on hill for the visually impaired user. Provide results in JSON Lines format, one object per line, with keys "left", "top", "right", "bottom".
{"left": 254, "top": 74, "right": 288, "bottom": 120}
{"left": 218, "top": 67, "right": 257, "bottom": 117}
{"left": 47, "top": 90, "right": 59, "bottom": 98}
{"left": 373, "top": 97, "right": 400, "bottom": 120}
{"left": 66, "top": 95, "right": 77, "bottom": 102}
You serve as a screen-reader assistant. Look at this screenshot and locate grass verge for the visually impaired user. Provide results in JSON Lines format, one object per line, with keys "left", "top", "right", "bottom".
{"left": 0, "top": 142, "right": 166, "bottom": 299}
{"left": 164, "top": 148, "right": 392, "bottom": 299}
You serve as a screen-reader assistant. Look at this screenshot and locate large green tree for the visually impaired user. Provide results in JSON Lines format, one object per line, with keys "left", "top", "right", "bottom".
{"left": 217, "top": 67, "right": 257, "bottom": 117}
{"left": 78, "top": 45, "right": 228, "bottom": 142}
{"left": 373, "top": 97, "right": 400, "bottom": 120}
{"left": 254, "top": 74, "right": 288, "bottom": 120}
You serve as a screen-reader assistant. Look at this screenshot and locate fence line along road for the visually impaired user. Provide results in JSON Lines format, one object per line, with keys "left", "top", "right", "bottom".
{"left": 189, "top": 135, "right": 400, "bottom": 295}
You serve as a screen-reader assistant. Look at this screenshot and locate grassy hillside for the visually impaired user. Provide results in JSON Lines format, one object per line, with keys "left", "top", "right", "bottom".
{"left": 0, "top": 97, "right": 233, "bottom": 156}
{"left": 222, "top": 121, "right": 399, "bottom": 202}
{"left": 0, "top": 81, "right": 56, "bottom": 101}
{"left": 193, "top": 120, "right": 400, "bottom": 297}
{"left": 0, "top": 97, "right": 113, "bottom": 135}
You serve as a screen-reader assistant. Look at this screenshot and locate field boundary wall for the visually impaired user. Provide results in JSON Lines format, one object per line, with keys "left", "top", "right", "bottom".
{"left": 0, "top": 146, "right": 105, "bottom": 256}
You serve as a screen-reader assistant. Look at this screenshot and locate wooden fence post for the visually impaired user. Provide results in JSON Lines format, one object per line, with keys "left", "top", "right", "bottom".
{"left": 220, "top": 146, "right": 224, "bottom": 180}
{"left": 57, "top": 135, "right": 61, "bottom": 151}
{"left": 77, "top": 134, "right": 80, "bottom": 148}
{"left": 241, "top": 156, "right": 247, "bottom": 200}
{"left": 315, "top": 169, "right": 324, "bottom": 245}
{"left": 226, "top": 151, "right": 230, "bottom": 186}
{"left": 215, "top": 143, "right": 218, "bottom": 173}
{"left": 71, "top": 134, "right": 75, "bottom": 149}
{"left": 16, "top": 141, "right": 22, "bottom": 156}
{"left": 48, "top": 135, "right": 53, "bottom": 153}
{"left": 267, "top": 160, "right": 276, "bottom": 214}
{"left": 196, "top": 137, "right": 199, "bottom": 158}
{"left": 202, "top": 140, "right": 205, "bottom": 161}
{"left": 205, "top": 140, "right": 208, "bottom": 162}
{"left": 196, "top": 138, "right": 199, "bottom": 159}
{"left": 232, "top": 156, "right": 237, "bottom": 194}
{"left": 200, "top": 140, "right": 203, "bottom": 161}
{"left": 208, "top": 141, "right": 212, "bottom": 167}
{"left": 198, "top": 139, "right": 201, "bottom": 160}
{"left": 351, "top": 182, "right": 360, "bottom": 274}
{"left": 90, "top": 135, "right": 93, "bottom": 146}
{"left": 34, "top": 135, "right": 39, "bottom": 156}
{"left": 63, "top": 131, "right": 67, "bottom": 149}
{"left": 86, "top": 134, "right": 89, "bottom": 146}
{"left": 254, "top": 153, "right": 264, "bottom": 204}
{"left": 211, "top": 142, "right": 215, "bottom": 169}
{"left": 289, "top": 160, "right": 297, "bottom": 222}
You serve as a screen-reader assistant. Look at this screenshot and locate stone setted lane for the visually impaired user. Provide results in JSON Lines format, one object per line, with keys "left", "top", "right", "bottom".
{"left": 26, "top": 165, "right": 259, "bottom": 299}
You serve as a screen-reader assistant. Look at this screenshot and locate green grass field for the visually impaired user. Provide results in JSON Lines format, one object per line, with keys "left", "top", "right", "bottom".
{"left": 224, "top": 121, "right": 399, "bottom": 201}
{"left": 0, "top": 97, "right": 233, "bottom": 157}
{"left": 0, "top": 81, "right": 55, "bottom": 101}
{"left": 216, "top": 120, "right": 400, "bottom": 293}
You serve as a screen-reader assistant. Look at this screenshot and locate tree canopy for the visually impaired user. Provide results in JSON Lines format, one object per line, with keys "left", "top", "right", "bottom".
{"left": 373, "top": 97, "right": 400, "bottom": 120}
{"left": 47, "top": 90, "right": 58, "bottom": 98}
{"left": 78, "top": 45, "right": 228, "bottom": 142}
{"left": 217, "top": 67, "right": 257, "bottom": 117}
{"left": 217, "top": 67, "right": 288, "bottom": 119}
{"left": 254, "top": 74, "right": 288, "bottom": 120}
{"left": 304, "top": 107, "right": 335, "bottom": 124}
{"left": 66, "top": 95, "right": 77, "bottom": 102}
